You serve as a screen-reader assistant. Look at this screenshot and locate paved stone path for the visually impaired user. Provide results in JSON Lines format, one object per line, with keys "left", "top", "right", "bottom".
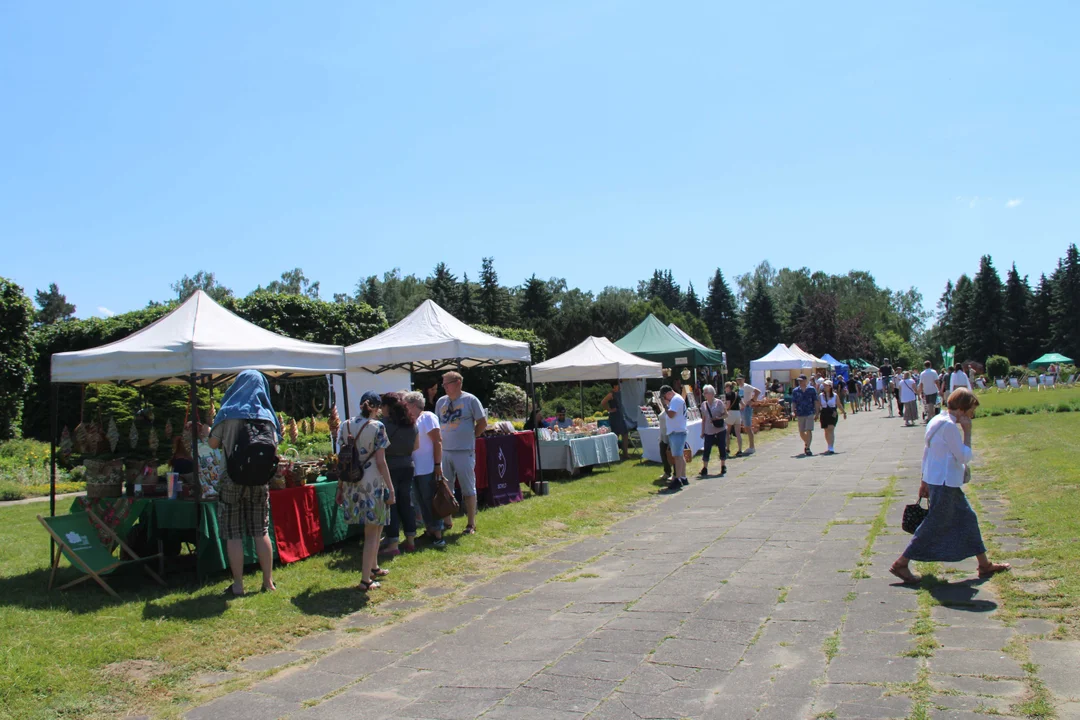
{"left": 184, "top": 409, "right": 1068, "bottom": 720}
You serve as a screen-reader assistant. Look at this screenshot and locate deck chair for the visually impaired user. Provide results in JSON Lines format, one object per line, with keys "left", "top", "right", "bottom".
{"left": 975, "top": 378, "right": 987, "bottom": 390}
{"left": 1009, "top": 378, "right": 1021, "bottom": 390}
{"left": 39, "top": 510, "right": 165, "bottom": 600}
{"left": 995, "top": 379, "right": 1007, "bottom": 392}
{"left": 1028, "top": 377, "right": 1038, "bottom": 390}
{"left": 1067, "top": 374, "right": 1077, "bottom": 387}
{"left": 1043, "top": 376, "right": 1056, "bottom": 390}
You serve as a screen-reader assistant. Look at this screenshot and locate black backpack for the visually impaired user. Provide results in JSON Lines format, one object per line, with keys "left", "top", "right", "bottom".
{"left": 226, "top": 419, "right": 280, "bottom": 486}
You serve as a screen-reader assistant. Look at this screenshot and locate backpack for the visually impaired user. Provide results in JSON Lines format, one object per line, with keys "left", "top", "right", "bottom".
{"left": 226, "top": 419, "right": 280, "bottom": 486}
{"left": 337, "top": 419, "right": 368, "bottom": 484}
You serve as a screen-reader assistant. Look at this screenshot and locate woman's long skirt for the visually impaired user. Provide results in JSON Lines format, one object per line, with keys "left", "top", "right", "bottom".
{"left": 903, "top": 400, "right": 919, "bottom": 422}
{"left": 903, "top": 484, "right": 986, "bottom": 562}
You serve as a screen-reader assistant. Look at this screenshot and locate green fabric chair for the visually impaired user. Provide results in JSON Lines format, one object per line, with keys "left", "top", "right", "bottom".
{"left": 39, "top": 509, "right": 166, "bottom": 600}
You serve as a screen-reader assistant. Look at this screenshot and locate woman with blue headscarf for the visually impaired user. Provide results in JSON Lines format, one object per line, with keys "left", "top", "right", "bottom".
{"left": 208, "top": 370, "right": 282, "bottom": 597}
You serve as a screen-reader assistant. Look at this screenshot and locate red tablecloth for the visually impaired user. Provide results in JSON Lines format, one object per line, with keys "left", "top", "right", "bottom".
{"left": 474, "top": 431, "right": 535, "bottom": 505}
{"left": 269, "top": 485, "right": 324, "bottom": 563}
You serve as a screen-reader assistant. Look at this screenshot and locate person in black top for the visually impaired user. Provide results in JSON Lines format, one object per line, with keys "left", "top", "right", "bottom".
{"left": 724, "top": 381, "right": 743, "bottom": 456}
{"left": 846, "top": 376, "right": 860, "bottom": 414}
{"left": 880, "top": 358, "right": 894, "bottom": 416}
{"left": 380, "top": 392, "right": 419, "bottom": 555}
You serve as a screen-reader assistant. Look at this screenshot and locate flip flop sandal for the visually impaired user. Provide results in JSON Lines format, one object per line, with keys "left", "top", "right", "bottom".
{"left": 889, "top": 566, "right": 920, "bottom": 585}
{"left": 371, "top": 567, "right": 390, "bottom": 577}
{"left": 463, "top": 526, "right": 476, "bottom": 535}
{"left": 357, "top": 579, "right": 381, "bottom": 592}
{"left": 978, "top": 563, "right": 1011, "bottom": 578}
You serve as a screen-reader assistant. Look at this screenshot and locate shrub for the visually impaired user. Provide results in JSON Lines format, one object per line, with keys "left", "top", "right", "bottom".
{"left": 989, "top": 408, "right": 1005, "bottom": 417}
{"left": 1015, "top": 406, "right": 1029, "bottom": 415}
{"left": 488, "top": 382, "right": 527, "bottom": 420}
{"left": 985, "top": 355, "right": 1010, "bottom": 380}
{"left": 1009, "top": 365, "right": 1026, "bottom": 378}
{"left": 0, "top": 278, "right": 36, "bottom": 441}
{"left": 1057, "top": 403, "right": 1071, "bottom": 413}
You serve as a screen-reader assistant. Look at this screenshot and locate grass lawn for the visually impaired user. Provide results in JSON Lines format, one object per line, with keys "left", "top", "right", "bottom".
{"left": 973, "top": 384, "right": 1080, "bottom": 416}
{"left": 0, "top": 426, "right": 791, "bottom": 720}
{"left": 971, "top": 408, "right": 1080, "bottom": 637}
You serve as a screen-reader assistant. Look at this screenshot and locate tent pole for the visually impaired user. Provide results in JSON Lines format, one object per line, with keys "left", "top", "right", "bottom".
{"left": 340, "top": 373, "right": 350, "bottom": 420}
{"left": 579, "top": 381, "right": 585, "bottom": 422}
{"left": 189, "top": 374, "right": 203, "bottom": 583}
{"left": 529, "top": 368, "right": 542, "bottom": 485}
{"left": 49, "top": 383, "right": 58, "bottom": 565}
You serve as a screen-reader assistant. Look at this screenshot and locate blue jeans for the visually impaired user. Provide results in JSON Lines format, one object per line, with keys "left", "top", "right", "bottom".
{"left": 385, "top": 465, "right": 417, "bottom": 541}
{"left": 667, "top": 432, "right": 687, "bottom": 459}
{"left": 702, "top": 428, "right": 727, "bottom": 465}
{"left": 413, "top": 472, "right": 444, "bottom": 533}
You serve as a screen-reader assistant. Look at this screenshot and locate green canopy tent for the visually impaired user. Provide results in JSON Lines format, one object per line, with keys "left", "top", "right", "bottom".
{"left": 614, "top": 314, "right": 725, "bottom": 370}
{"left": 1030, "top": 352, "right": 1073, "bottom": 367}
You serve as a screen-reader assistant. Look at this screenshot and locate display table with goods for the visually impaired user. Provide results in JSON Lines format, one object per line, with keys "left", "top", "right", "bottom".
{"left": 536, "top": 424, "right": 621, "bottom": 475}
{"left": 474, "top": 432, "right": 535, "bottom": 505}
{"left": 637, "top": 390, "right": 704, "bottom": 464}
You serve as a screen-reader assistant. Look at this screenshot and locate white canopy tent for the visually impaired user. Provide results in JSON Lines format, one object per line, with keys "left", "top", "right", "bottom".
{"left": 667, "top": 324, "right": 710, "bottom": 352}
{"left": 344, "top": 299, "right": 531, "bottom": 374}
{"left": 529, "top": 336, "right": 662, "bottom": 383}
{"left": 748, "top": 343, "right": 806, "bottom": 391}
{"left": 51, "top": 290, "right": 346, "bottom": 385}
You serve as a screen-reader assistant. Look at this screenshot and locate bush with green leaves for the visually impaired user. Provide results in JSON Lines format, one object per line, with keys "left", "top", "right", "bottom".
{"left": 0, "top": 278, "right": 36, "bottom": 440}
{"left": 488, "top": 382, "right": 527, "bottom": 420}
{"left": 985, "top": 355, "right": 1010, "bottom": 379}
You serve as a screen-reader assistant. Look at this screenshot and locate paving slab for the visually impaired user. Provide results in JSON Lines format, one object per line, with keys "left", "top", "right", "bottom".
{"left": 1029, "top": 641, "right": 1080, "bottom": 701}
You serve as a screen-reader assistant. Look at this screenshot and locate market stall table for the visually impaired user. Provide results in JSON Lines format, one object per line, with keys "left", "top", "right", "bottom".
{"left": 637, "top": 419, "right": 705, "bottom": 464}
{"left": 538, "top": 432, "right": 620, "bottom": 475}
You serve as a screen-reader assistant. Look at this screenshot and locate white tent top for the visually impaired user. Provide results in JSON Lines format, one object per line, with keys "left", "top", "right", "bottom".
{"left": 51, "top": 290, "right": 346, "bottom": 385}
{"left": 788, "top": 343, "right": 829, "bottom": 369}
{"left": 344, "top": 299, "right": 530, "bottom": 373}
{"left": 529, "top": 336, "right": 663, "bottom": 383}
{"left": 667, "top": 324, "right": 710, "bottom": 351}
{"left": 748, "top": 343, "right": 806, "bottom": 371}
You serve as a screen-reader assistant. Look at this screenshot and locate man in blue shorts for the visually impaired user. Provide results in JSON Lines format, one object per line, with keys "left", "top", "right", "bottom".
{"left": 735, "top": 376, "right": 761, "bottom": 456}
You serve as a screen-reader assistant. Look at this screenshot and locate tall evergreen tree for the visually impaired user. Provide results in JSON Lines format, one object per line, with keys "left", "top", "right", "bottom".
{"left": 426, "top": 262, "right": 459, "bottom": 310}
{"left": 784, "top": 293, "right": 808, "bottom": 342}
{"left": 1002, "top": 264, "right": 1032, "bottom": 363}
{"left": 478, "top": 257, "right": 514, "bottom": 326}
{"left": 703, "top": 269, "right": 742, "bottom": 369}
{"left": 458, "top": 272, "right": 479, "bottom": 324}
{"left": 34, "top": 283, "right": 76, "bottom": 324}
{"left": 950, "top": 274, "right": 974, "bottom": 361}
{"left": 359, "top": 276, "right": 382, "bottom": 309}
{"left": 1049, "top": 243, "right": 1080, "bottom": 360}
{"left": 682, "top": 281, "right": 701, "bottom": 318}
{"left": 642, "top": 269, "right": 682, "bottom": 311}
{"left": 741, "top": 277, "right": 781, "bottom": 364}
{"left": 519, "top": 274, "right": 554, "bottom": 322}
{"left": 969, "top": 255, "right": 1005, "bottom": 362}
{"left": 1030, "top": 274, "right": 1053, "bottom": 358}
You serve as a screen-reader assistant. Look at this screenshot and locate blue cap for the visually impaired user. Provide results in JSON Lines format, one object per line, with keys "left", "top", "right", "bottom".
{"left": 360, "top": 391, "right": 382, "bottom": 407}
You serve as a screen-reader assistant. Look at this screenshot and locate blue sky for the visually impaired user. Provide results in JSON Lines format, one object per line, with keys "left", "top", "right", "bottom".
{"left": 2, "top": 2, "right": 1077, "bottom": 320}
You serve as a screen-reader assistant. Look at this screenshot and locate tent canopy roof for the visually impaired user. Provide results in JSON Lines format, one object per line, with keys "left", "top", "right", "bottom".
{"left": 788, "top": 343, "right": 829, "bottom": 369}
{"left": 529, "top": 336, "right": 662, "bottom": 383}
{"left": 820, "top": 353, "right": 848, "bottom": 368}
{"left": 50, "top": 290, "right": 346, "bottom": 385}
{"left": 749, "top": 343, "right": 805, "bottom": 372}
{"left": 667, "top": 323, "right": 711, "bottom": 352}
{"left": 1030, "top": 352, "right": 1073, "bottom": 367}
{"left": 344, "top": 299, "right": 531, "bottom": 373}
{"left": 614, "top": 314, "right": 724, "bottom": 367}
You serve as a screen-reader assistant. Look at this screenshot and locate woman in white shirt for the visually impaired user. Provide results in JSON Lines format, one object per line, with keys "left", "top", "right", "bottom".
{"left": 949, "top": 364, "right": 971, "bottom": 391}
{"left": 404, "top": 391, "right": 446, "bottom": 548}
{"left": 899, "top": 371, "right": 920, "bottom": 426}
{"left": 818, "top": 380, "right": 846, "bottom": 455}
{"left": 889, "top": 388, "right": 1010, "bottom": 584}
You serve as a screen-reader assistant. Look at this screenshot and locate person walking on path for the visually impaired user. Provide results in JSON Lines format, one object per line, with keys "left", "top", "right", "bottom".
{"left": 336, "top": 391, "right": 396, "bottom": 591}
{"left": 889, "top": 388, "right": 1011, "bottom": 585}
{"left": 403, "top": 391, "right": 446, "bottom": 548}
{"left": 919, "top": 361, "right": 940, "bottom": 423}
{"left": 735, "top": 376, "right": 760, "bottom": 455}
{"left": 208, "top": 370, "right": 281, "bottom": 597}
{"left": 652, "top": 398, "right": 672, "bottom": 482}
{"left": 818, "top": 380, "right": 846, "bottom": 455}
{"left": 950, "top": 363, "right": 971, "bottom": 392}
{"left": 435, "top": 371, "right": 487, "bottom": 535}
{"left": 879, "top": 358, "right": 895, "bottom": 416}
{"left": 891, "top": 367, "right": 904, "bottom": 420}
{"left": 724, "top": 381, "right": 743, "bottom": 457}
{"left": 698, "top": 384, "right": 728, "bottom": 478}
{"left": 660, "top": 385, "right": 687, "bottom": 493}
{"left": 899, "top": 371, "right": 920, "bottom": 426}
{"left": 846, "top": 375, "right": 860, "bottom": 414}
{"left": 791, "top": 374, "right": 820, "bottom": 457}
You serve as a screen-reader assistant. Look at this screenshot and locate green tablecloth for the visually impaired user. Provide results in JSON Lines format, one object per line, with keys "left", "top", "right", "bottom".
{"left": 312, "top": 480, "right": 364, "bottom": 546}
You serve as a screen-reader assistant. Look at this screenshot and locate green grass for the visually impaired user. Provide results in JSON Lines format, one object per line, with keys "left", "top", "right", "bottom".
{"left": 0, "top": 439, "right": 87, "bottom": 501}
{"left": 0, "top": 424, "right": 795, "bottom": 720}
{"left": 822, "top": 627, "right": 841, "bottom": 662}
{"left": 973, "top": 385, "right": 1080, "bottom": 417}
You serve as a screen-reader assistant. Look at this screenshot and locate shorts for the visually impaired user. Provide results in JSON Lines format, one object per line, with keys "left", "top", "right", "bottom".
{"left": 443, "top": 450, "right": 477, "bottom": 499}
{"left": 797, "top": 415, "right": 815, "bottom": 433}
{"left": 924, "top": 393, "right": 938, "bottom": 408}
{"left": 820, "top": 408, "right": 838, "bottom": 429}
{"left": 667, "top": 432, "right": 688, "bottom": 458}
{"left": 217, "top": 479, "right": 270, "bottom": 540}
{"left": 740, "top": 407, "right": 753, "bottom": 426}
{"left": 726, "top": 413, "right": 742, "bottom": 428}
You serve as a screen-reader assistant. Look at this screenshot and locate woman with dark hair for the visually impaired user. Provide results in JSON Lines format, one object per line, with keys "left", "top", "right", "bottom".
{"left": 170, "top": 435, "right": 193, "bottom": 475}
{"left": 819, "top": 380, "right": 846, "bottom": 455}
{"left": 419, "top": 377, "right": 440, "bottom": 412}
{"left": 379, "top": 391, "right": 418, "bottom": 557}
{"left": 336, "top": 391, "right": 395, "bottom": 592}
{"left": 889, "top": 388, "right": 1010, "bottom": 585}
{"left": 601, "top": 382, "right": 630, "bottom": 460}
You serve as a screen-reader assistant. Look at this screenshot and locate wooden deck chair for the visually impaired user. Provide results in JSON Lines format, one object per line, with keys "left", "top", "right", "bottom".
{"left": 1067, "top": 374, "right": 1077, "bottom": 387}
{"left": 38, "top": 510, "right": 165, "bottom": 600}
{"left": 1009, "top": 378, "right": 1021, "bottom": 390}
{"left": 1028, "top": 376, "right": 1038, "bottom": 390}
{"left": 1044, "top": 376, "right": 1056, "bottom": 390}
{"left": 975, "top": 378, "right": 987, "bottom": 391}
{"left": 995, "top": 379, "right": 1007, "bottom": 392}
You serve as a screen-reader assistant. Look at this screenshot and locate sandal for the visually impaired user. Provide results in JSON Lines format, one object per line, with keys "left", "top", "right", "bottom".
{"left": 463, "top": 526, "right": 476, "bottom": 535}
{"left": 371, "top": 566, "right": 390, "bottom": 577}
{"left": 357, "top": 579, "right": 381, "bottom": 592}
{"left": 889, "top": 565, "right": 920, "bottom": 585}
{"left": 379, "top": 547, "right": 400, "bottom": 558}
{"left": 978, "top": 562, "right": 1011, "bottom": 579}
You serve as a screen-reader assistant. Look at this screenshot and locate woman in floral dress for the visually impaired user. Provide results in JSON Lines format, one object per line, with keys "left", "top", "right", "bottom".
{"left": 336, "top": 391, "right": 396, "bottom": 591}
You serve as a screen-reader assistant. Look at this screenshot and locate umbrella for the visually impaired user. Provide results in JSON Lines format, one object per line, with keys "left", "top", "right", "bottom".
{"left": 1030, "top": 352, "right": 1073, "bottom": 367}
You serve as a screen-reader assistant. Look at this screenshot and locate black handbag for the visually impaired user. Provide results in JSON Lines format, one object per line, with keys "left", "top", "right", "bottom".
{"left": 902, "top": 498, "right": 928, "bottom": 534}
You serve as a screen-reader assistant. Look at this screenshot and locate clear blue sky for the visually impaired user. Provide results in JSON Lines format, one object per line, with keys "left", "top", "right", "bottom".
{"left": 2, "top": 2, "right": 1077, "bottom": 320}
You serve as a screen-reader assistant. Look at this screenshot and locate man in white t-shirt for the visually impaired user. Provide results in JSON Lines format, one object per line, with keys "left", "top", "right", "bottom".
{"left": 950, "top": 364, "right": 971, "bottom": 392}
{"left": 735, "top": 376, "right": 760, "bottom": 455}
{"left": 919, "top": 361, "right": 940, "bottom": 422}
{"left": 660, "top": 385, "right": 688, "bottom": 493}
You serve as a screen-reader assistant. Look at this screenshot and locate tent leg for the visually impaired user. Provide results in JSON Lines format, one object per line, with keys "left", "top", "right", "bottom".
{"left": 579, "top": 381, "right": 585, "bottom": 422}
{"left": 49, "top": 384, "right": 58, "bottom": 566}
{"left": 340, "top": 374, "right": 350, "bottom": 421}
{"left": 189, "top": 375, "right": 203, "bottom": 583}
